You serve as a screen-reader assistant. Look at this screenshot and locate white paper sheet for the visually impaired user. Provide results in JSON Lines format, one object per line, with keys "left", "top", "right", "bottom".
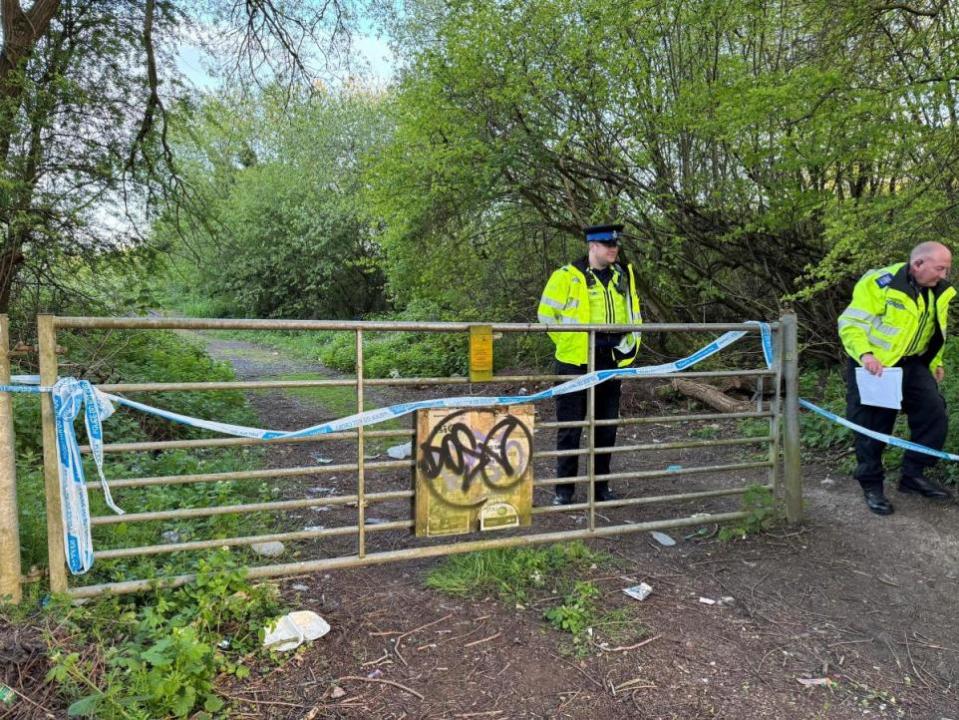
{"left": 855, "top": 367, "right": 903, "bottom": 410}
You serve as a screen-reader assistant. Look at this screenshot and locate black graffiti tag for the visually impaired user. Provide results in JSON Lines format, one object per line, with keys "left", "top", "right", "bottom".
{"left": 419, "top": 409, "right": 532, "bottom": 508}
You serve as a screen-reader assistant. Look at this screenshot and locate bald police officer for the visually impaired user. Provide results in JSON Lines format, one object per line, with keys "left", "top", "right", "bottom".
{"left": 839, "top": 242, "right": 955, "bottom": 515}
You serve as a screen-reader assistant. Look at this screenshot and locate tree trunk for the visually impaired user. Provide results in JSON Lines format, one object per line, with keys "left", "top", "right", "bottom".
{"left": 0, "top": 244, "right": 24, "bottom": 314}
{"left": 670, "top": 378, "right": 752, "bottom": 413}
{"left": 0, "top": 0, "right": 61, "bottom": 162}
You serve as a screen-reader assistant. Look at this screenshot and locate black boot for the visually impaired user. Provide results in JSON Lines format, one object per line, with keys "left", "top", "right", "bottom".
{"left": 863, "top": 487, "right": 894, "bottom": 516}
{"left": 595, "top": 482, "right": 616, "bottom": 502}
{"left": 899, "top": 475, "right": 953, "bottom": 499}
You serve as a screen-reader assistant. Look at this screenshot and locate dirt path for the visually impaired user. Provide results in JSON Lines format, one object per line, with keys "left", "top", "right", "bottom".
{"left": 200, "top": 334, "right": 959, "bottom": 720}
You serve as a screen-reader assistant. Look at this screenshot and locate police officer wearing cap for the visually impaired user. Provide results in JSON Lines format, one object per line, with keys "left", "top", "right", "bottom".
{"left": 537, "top": 223, "right": 643, "bottom": 505}
{"left": 839, "top": 241, "right": 955, "bottom": 515}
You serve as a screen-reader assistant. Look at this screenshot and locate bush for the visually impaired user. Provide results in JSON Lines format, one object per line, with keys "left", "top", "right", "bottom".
{"left": 44, "top": 550, "right": 283, "bottom": 719}
{"left": 798, "top": 367, "right": 851, "bottom": 452}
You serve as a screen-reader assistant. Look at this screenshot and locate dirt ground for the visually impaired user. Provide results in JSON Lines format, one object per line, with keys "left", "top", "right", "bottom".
{"left": 6, "top": 335, "right": 959, "bottom": 719}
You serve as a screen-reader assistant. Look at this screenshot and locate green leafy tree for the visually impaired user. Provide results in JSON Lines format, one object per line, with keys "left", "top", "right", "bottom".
{"left": 371, "top": 0, "right": 959, "bottom": 354}
{"left": 157, "top": 86, "right": 390, "bottom": 319}
{"left": 0, "top": 0, "right": 368, "bottom": 317}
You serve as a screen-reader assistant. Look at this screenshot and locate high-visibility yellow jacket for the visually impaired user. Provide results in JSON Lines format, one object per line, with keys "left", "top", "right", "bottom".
{"left": 838, "top": 262, "right": 955, "bottom": 371}
{"left": 537, "top": 257, "right": 642, "bottom": 366}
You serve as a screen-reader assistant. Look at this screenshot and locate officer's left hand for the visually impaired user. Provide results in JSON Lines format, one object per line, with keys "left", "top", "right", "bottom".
{"left": 935, "top": 366, "right": 946, "bottom": 383}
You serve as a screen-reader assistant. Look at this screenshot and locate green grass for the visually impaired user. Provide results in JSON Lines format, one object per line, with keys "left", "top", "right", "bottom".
{"left": 272, "top": 371, "right": 363, "bottom": 415}
{"left": 205, "top": 326, "right": 470, "bottom": 378}
{"left": 690, "top": 424, "right": 721, "bottom": 439}
{"left": 425, "top": 542, "right": 605, "bottom": 604}
{"left": 737, "top": 417, "right": 771, "bottom": 438}
{"left": 426, "top": 543, "right": 648, "bottom": 655}
{"left": 593, "top": 605, "right": 650, "bottom": 647}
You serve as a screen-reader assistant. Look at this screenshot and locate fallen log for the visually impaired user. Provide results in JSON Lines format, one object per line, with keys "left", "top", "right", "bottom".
{"left": 670, "top": 378, "right": 752, "bottom": 414}
{"left": 711, "top": 375, "right": 776, "bottom": 396}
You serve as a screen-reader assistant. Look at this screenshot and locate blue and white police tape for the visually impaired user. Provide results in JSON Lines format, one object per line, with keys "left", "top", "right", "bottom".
{"left": 100, "top": 326, "right": 769, "bottom": 440}
{"left": 1, "top": 375, "right": 48, "bottom": 391}
{"left": 752, "top": 320, "right": 774, "bottom": 369}
{"left": 1, "top": 376, "right": 124, "bottom": 574}
{"left": 798, "top": 398, "right": 959, "bottom": 462}
{"left": 0, "top": 323, "right": 773, "bottom": 575}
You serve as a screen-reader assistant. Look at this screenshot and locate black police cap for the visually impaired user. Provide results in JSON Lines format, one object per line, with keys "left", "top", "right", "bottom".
{"left": 584, "top": 224, "right": 624, "bottom": 243}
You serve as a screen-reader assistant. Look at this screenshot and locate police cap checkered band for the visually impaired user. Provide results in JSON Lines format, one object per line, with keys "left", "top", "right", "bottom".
{"left": 584, "top": 223, "right": 625, "bottom": 243}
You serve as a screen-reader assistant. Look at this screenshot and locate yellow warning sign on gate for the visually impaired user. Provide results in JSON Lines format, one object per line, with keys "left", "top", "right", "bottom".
{"left": 469, "top": 325, "right": 493, "bottom": 382}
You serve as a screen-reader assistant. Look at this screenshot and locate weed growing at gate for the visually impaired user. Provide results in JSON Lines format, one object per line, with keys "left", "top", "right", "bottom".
{"left": 719, "top": 485, "right": 779, "bottom": 541}
{"left": 544, "top": 580, "right": 601, "bottom": 645}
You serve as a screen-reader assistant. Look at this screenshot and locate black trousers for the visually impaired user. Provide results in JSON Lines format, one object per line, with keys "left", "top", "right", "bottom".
{"left": 554, "top": 358, "right": 622, "bottom": 499}
{"left": 845, "top": 356, "right": 948, "bottom": 490}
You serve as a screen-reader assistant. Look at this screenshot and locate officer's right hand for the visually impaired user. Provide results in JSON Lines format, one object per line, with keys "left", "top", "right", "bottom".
{"left": 860, "top": 352, "right": 883, "bottom": 376}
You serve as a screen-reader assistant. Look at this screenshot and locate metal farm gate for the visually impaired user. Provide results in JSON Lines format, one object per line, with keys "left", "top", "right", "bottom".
{"left": 0, "top": 314, "right": 800, "bottom": 603}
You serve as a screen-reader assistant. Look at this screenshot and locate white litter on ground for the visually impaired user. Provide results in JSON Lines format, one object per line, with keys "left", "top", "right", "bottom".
{"left": 623, "top": 582, "right": 654, "bottom": 601}
{"left": 262, "top": 611, "right": 331, "bottom": 652}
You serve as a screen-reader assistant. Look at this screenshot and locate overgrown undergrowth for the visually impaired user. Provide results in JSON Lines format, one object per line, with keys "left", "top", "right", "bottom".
{"left": 11, "top": 329, "right": 273, "bottom": 581}
{"left": 4, "top": 551, "right": 286, "bottom": 719}
{"left": 5, "top": 329, "right": 291, "bottom": 718}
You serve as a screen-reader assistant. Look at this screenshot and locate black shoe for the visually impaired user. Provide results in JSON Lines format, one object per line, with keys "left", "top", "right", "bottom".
{"left": 596, "top": 487, "right": 617, "bottom": 502}
{"left": 552, "top": 493, "right": 574, "bottom": 506}
{"left": 864, "top": 489, "right": 894, "bottom": 515}
{"left": 899, "top": 475, "right": 953, "bottom": 499}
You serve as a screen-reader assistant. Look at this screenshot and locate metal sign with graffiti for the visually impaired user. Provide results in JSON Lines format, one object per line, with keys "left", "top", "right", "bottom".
{"left": 414, "top": 405, "right": 534, "bottom": 537}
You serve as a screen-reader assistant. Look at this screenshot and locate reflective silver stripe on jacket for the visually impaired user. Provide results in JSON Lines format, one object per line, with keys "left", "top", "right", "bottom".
{"left": 871, "top": 319, "right": 900, "bottom": 336}
{"left": 841, "top": 308, "right": 872, "bottom": 322}
{"left": 839, "top": 308, "right": 900, "bottom": 336}
{"left": 838, "top": 318, "right": 868, "bottom": 332}
{"left": 865, "top": 331, "right": 893, "bottom": 350}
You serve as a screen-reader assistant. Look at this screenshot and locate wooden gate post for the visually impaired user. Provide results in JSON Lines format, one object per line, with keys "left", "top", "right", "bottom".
{"left": 782, "top": 312, "right": 803, "bottom": 523}
{"left": 0, "top": 315, "right": 23, "bottom": 603}
{"left": 37, "top": 315, "right": 67, "bottom": 593}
